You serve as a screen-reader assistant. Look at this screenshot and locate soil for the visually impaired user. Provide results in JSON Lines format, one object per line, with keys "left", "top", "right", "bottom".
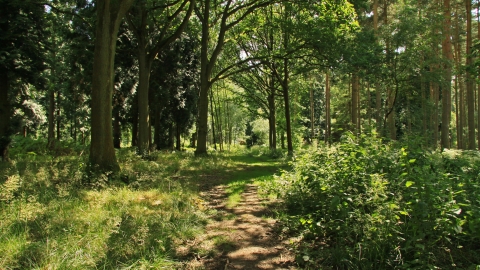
{"left": 177, "top": 181, "right": 297, "bottom": 270}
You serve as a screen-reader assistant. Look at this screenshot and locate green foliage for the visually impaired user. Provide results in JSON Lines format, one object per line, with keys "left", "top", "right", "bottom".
{"left": 0, "top": 148, "right": 217, "bottom": 269}
{"left": 274, "top": 133, "right": 480, "bottom": 269}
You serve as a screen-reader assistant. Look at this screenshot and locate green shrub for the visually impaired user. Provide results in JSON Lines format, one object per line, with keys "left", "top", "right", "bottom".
{"left": 275, "top": 133, "right": 480, "bottom": 269}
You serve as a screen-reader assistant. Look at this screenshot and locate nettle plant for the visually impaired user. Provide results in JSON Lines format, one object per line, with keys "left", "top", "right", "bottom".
{"left": 278, "top": 133, "right": 480, "bottom": 269}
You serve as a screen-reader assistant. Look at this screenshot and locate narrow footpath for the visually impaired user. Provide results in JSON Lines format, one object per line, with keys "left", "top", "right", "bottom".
{"left": 177, "top": 178, "right": 297, "bottom": 269}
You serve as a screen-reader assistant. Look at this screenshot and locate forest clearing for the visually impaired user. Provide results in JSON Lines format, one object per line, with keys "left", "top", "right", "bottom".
{"left": 2, "top": 0, "right": 480, "bottom": 269}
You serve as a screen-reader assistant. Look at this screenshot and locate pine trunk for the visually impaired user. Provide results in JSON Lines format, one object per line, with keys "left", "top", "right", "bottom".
{"left": 441, "top": 0, "right": 452, "bottom": 149}
{"left": 466, "top": 0, "right": 475, "bottom": 149}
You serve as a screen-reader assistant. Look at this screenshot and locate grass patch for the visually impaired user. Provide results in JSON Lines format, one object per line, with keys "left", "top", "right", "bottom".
{"left": 0, "top": 138, "right": 288, "bottom": 269}
{"left": 0, "top": 144, "right": 239, "bottom": 269}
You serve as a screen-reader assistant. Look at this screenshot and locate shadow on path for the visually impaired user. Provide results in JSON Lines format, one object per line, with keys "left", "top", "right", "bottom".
{"left": 177, "top": 156, "right": 297, "bottom": 269}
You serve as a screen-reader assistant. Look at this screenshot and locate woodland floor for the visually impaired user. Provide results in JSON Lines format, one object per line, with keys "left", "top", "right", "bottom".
{"left": 176, "top": 160, "right": 297, "bottom": 270}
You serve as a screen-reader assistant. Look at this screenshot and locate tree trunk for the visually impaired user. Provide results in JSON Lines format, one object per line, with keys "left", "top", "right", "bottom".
{"left": 153, "top": 105, "right": 161, "bottom": 149}
{"left": 176, "top": 123, "right": 181, "bottom": 151}
{"left": 268, "top": 79, "right": 276, "bottom": 150}
{"left": 477, "top": 0, "right": 480, "bottom": 150}
{"left": 196, "top": 0, "right": 211, "bottom": 155}
{"left": 47, "top": 87, "right": 55, "bottom": 149}
{"left": 137, "top": 45, "right": 152, "bottom": 155}
{"left": 454, "top": 7, "right": 463, "bottom": 149}
{"left": 283, "top": 58, "right": 293, "bottom": 155}
{"left": 374, "top": 0, "right": 382, "bottom": 135}
{"left": 455, "top": 70, "right": 460, "bottom": 149}
{"left": 352, "top": 73, "right": 359, "bottom": 135}
{"left": 283, "top": 4, "right": 293, "bottom": 155}
{"left": 48, "top": 43, "right": 56, "bottom": 148}
{"left": 466, "top": 0, "right": 475, "bottom": 149}
{"left": 209, "top": 87, "right": 216, "bottom": 150}
{"left": 89, "top": 0, "right": 133, "bottom": 172}
{"left": 0, "top": 71, "right": 10, "bottom": 161}
{"left": 56, "top": 91, "right": 61, "bottom": 141}
{"left": 441, "top": 0, "right": 452, "bottom": 149}
{"left": 129, "top": 95, "right": 137, "bottom": 149}
{"left": 113, "top": 109, "right": 121, "bottom": 149}
{"left": 384, "top": 0, "right": 396, "bottom": 140}
{"left": 310, "top": 85, "right": 314, "bottom": 141}
{"left": 215, "top": 85, "right": 223, "bottom": 151}
{"left": 168, "top": 123, "right": 174, "bottom": 150}
{"left": 367, "top": 82, "right": 371, "bottom": 127}
{"left": 224, "top": 87, "right": 232, "bottom": 149}
{"left": 325, "top": 71, "right": 331, "bottom": 144}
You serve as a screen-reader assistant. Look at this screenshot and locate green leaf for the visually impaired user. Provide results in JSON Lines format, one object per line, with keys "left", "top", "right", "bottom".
{"left": 409, "top": 159, "right": 416, "bottom": 163}
{"left": 405, "top": 181, "right": 415, "bottom": 187}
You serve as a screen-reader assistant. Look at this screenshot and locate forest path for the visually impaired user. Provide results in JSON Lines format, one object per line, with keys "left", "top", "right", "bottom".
{"left": 177, "top": 156, "right": 297, "bottom": 269}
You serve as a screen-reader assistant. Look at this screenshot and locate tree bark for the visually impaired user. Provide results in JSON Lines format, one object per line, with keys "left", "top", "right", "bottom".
{"left": 129, "top": 0, "right": 193, "bottom": 155}
{"left": 325, "top": 71, "right": 331, "bottom": 144}
{"left": 137, "top": 44, "right": 151, "bottom": 155}
{"left": 56, "top": 91, "right": 61, "bottom": 141}
{"left": 441, "top": 0, "right": 452, "bottom": 149}
{"left": 176, "top": 123, "right": 181, "bottom": 151}
{"left": 268, "top": 75, "right": 276, "bottom": 149}
{"left": 47, "top": 87, "right": 55, "bottom": 149}
{"left": 454, "top": 7, "right": 463, "bottom": 149}
{"left": 283, "top": 57, "right": 293, "bottom": 155}
{"left": 0, "top": 71, "right": 10, "bottom": 161}
{"left": 113, "top": 109, "right": 121, "bottom": 149}
{"left": 384, "top": 0, "right": 396, "bottom": 140}
{"left": 48, "top": 45, "right": 56, "bottom": 149}
{"left": 374, "top": 0, "right": 382, "bottom": 135}
{"left": 352, "top": 73, "right": 359, "bottom": 135}
{"left": 195, "top": 0, "right": 270, "bottom": 155}
{"left": 131, "top": 92, "right": 139, "bottom": 147}
{"left": 195, "top": 0, "right": 211, "bottom": 155}
{"left": 215, "top": 85, "right": 223, "bottom": 151}
{"left": 310, "top": 85, "right": 314, "bottom": 141}
{"left": 466, "top": 0, "right": 475, "bottom": 149}
{"left": 209, "top": 87, "right": 217, "bottom": 150}
{"left": 89, "top": 0, "right": 134, "bottom": 172}
{"left": 477, "top": 0, "right": 480, "bottom": 150}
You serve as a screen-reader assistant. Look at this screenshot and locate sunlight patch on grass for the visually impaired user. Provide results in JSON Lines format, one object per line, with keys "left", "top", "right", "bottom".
{"left": 0, "top": 143, "right": 287, "bottom": 269}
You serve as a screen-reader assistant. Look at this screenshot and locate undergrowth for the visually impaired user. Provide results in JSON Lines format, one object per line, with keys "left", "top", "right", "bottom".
{"left": 0, "top": 137, "right": 240, "bottom": 269}
{"left": 272, "top": 133, "right": 480, "bottom": 269}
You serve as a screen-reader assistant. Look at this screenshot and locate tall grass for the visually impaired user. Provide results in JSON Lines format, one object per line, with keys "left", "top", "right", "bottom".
{"left": 1, "top": 137, "right": 245, "bottom": 269}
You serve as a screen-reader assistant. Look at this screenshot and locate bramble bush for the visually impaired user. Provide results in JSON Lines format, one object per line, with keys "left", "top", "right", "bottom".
{"left": 275, "top": 132, "right": 480, "bottom": 269}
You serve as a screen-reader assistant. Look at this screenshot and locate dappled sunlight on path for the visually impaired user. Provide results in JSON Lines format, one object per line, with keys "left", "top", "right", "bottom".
{"left": 178, "top": 183, "right": 296, "bottom": 269}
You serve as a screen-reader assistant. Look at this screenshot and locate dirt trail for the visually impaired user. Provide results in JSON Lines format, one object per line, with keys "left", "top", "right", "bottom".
{"left": 178, "top": 182, "right": 297, "bottom": 269}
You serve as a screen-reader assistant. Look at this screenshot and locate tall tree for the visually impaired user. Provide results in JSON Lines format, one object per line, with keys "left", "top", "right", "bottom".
{"left": 466, "top": 0, "right": 475, "bottom": 149}
{"left": 89, "top": 0, "right": 134, "bottom": 172}
{"left": 126, "top": 0, "right": 194, "bottom": 155}
{"left": 195, "top": 0, "right": 273, "bottom": 155}
{"left": 441, "top": 0, "right": 452, "bottom": 149}
{"left": 0, "top": 0, "right": 46, "bottom": 161}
